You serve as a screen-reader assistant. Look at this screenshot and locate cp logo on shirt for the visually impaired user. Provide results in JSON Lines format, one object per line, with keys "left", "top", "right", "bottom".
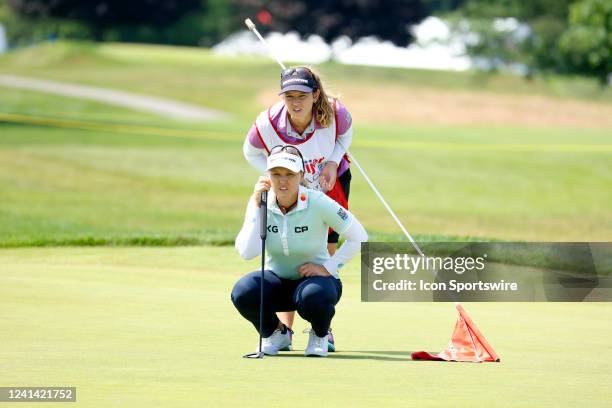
{"left": 295, "top": 226, "right": 309, "bottom": 233}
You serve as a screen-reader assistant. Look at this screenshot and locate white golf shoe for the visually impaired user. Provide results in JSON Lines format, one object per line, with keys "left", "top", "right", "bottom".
{"left": 304, "top": 329, "right": 329, "bottom": 357}
{"left": 259, "top": 325, "right": 292, "bottom": 356}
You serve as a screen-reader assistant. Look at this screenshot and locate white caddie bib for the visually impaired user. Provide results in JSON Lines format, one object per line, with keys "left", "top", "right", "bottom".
{"left": 255, "top": 101, "right": 338, "bottom": 191}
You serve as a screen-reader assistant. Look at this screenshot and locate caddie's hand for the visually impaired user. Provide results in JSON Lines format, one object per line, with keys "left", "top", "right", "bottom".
{"left": 298, "top": 263, "right": 331, "bottom": 278}
{"left": 252, "top": 176, "right": 271, "bottom": 207}
{"left": 319, "top": 162, "right": 338, "bottom": 193}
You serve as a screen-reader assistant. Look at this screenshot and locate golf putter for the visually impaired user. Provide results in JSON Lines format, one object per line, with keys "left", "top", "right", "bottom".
{"left": 243, "top": 190, "right": 268, "bottom": 359}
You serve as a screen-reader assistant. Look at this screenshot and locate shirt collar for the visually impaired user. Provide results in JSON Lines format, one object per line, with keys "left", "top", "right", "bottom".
{"left": 267, "top": 185, "right": 310, "bottom": 215}
{"left": 279, "top": 105, "right": 319, "bottom": 138}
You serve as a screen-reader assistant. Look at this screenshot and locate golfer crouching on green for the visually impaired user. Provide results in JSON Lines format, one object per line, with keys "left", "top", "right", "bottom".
{"left": 232, "top": 146, "right": 368, "bottom": 356}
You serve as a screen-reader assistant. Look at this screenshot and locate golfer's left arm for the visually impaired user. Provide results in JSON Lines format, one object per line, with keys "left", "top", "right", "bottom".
{"left": 319, "top": 195, "right": 368, "bottom": 275}
{"left": 323, "top": 216, "right": 367, "bottom": 275}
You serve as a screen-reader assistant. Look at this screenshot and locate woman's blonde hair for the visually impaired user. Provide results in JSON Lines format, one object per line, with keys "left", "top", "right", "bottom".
{"left": 306, "top": 67, "right": 336, "bottom": 128}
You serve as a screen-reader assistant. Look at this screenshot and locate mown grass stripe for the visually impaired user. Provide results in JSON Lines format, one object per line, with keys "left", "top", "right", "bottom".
{"left": 354, "top": 139, "right": 612, "bottom": 153}
{"left": 3, "top": 112, "right": 610, "bottom": 153}
{"left": 0, "top": 112, "right": 238, "bottom": 141}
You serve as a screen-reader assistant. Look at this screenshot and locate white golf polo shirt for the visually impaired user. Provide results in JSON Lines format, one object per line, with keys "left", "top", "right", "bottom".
{"left": 236, "top": 186, "right": 366, "bottom": 280}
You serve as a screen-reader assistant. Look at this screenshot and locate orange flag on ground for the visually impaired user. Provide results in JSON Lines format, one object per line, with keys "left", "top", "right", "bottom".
{"left": 411, "top": 304, "right": 500, "bottom": 363}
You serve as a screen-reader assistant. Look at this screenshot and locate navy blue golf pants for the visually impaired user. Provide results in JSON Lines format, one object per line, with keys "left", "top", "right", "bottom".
{"left": 231, "top": 270, "right": 342, "bottom": 338}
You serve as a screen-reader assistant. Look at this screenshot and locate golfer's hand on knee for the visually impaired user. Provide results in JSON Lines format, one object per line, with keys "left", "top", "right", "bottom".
{"left": 319, "top": 162, "right": 338, "bottom": 193}
{"left": 298, "top": 263, "right": 330, "bottom": 278}
{"left": 252, "top": 176, "right": 271, "bottom": 207}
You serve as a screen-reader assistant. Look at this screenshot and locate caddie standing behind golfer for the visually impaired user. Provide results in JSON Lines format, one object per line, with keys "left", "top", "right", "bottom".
{"left": 243, "top": 66, "right": 354, "bottom": 347}
{"left": 232, "top": 148, "right": 367, "bottom": 356}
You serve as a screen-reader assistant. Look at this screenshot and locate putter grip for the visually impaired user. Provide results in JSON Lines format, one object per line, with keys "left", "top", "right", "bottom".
{"left": 260, "top": 190, "right": 268, "bottom": 240}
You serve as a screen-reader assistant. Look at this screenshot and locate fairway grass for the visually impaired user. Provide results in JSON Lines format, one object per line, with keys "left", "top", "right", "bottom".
{"left": 1, "top": 120, "right": 610, "bottom": 244}
{"left": 1, "top": 42, "right": 611, "bottom": 244}
{"left": 1, "top": 247, "right": 611, "bottom": 407}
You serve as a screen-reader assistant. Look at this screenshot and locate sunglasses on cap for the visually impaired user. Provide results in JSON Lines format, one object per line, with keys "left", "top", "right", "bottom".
{"left": 281, "top": 67, "right": 312, "bottom": 77}
{"left": 269, "top": 145, "right": 305, "bottom": 172}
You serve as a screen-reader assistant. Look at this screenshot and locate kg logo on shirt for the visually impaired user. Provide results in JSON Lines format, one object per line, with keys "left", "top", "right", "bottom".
{"left": 337, "top": 208, "right": 349, "bottom": 221}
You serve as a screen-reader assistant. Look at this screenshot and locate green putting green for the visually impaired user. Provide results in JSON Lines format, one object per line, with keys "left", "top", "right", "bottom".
{"left": 1, "top": 247, "right": 610, "bottom": 407}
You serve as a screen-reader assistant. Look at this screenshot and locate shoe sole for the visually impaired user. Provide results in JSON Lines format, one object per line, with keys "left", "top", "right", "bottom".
{"left": 262, "top": 339, "right": 292, "bottom": 355}
{"left": 305, "top": 352, "right": 327, "bottom": 357}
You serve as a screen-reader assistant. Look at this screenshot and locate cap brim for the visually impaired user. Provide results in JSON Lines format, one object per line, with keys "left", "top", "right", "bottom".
{"left": 279, "top": 84, "right": 314, "bottom": 95}
{"left": 267, "top": 164, "right": 302, "bottom": 173}
{"left": 266, "top": 152, "right": 303, "bottom": 173}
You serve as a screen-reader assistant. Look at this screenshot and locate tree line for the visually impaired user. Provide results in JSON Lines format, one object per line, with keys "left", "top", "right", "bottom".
{"left": 1, "top": 0, "right": 609, "bottom": 83}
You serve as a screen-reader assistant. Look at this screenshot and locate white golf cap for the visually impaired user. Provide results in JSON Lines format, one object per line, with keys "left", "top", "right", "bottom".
{"left": 266, "top": 152, "right": 303, "bottom": 173}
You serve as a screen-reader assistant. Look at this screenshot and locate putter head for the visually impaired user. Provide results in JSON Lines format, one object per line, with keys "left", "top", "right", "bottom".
{"left": 243, "top": 351, "right": 264, "bottom": 359}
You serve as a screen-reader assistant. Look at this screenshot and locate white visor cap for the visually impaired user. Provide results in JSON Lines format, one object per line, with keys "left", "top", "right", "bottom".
{"left": 266, "top": 152, "right": 303, "bottom": 173}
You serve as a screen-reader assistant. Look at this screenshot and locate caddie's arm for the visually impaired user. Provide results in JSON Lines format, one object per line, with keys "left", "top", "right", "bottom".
{"left": 243, "top": 125, "right": 268, "bottom": 174}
